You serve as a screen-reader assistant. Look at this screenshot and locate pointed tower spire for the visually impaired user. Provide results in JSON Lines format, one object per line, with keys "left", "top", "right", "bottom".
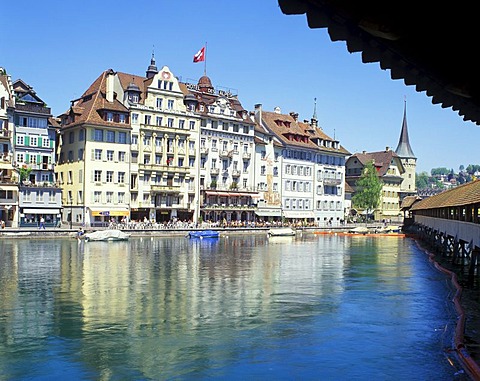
{"left": 311, "top": 97, "right": 318, "bottom": 127}
{"left": 146, "top": 47, "right": 158, "bottom": 79}
{"left": 395, "top": 98, "right": 415, "bottom": 158}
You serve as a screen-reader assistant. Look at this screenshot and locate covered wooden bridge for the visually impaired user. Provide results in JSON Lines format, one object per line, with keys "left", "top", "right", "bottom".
{"left": 409, "top": 180, "right": 480, "bottom": 279}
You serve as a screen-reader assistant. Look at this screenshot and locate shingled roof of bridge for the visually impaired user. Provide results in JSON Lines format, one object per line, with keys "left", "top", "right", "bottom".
{"left": 410, "top": 180, "right": 480, "bottom": 210}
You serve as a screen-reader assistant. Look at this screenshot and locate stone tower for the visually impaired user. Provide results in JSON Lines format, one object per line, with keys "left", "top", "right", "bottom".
{"left": 395, "top": 100, "right": 417, "bottom": 196}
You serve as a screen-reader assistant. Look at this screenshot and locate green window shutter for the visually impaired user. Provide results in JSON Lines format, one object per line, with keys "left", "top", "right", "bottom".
{"left": 37, "top": 154, "right": 41, "bottom": 164}
{"left": 25, "top": 136, "right": 30, "bottom": 146}
{"left": 38, "top": 137, "right": 43, "bottom": 147}
{"left": 25, "top": 153, "right": 30, "bottom": 162}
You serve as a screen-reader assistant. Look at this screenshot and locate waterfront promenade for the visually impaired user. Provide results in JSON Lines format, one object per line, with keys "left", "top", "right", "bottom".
{"left": 0, "top": 222, "right": 390, "bottom": 238}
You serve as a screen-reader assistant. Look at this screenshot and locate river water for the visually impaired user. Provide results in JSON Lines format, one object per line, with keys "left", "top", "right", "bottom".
{"left": 0, "top": 233, "right": 475, "bottom": 380}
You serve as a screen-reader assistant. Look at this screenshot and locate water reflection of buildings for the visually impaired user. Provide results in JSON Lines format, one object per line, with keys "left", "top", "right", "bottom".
{"left": 0, "top": 236, "right": 350, "bottom": 379}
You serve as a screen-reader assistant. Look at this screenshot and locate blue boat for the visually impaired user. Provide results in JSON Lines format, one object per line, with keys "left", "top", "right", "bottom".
{"left": 188, "top": 230, "right": 220, "bottom": 239}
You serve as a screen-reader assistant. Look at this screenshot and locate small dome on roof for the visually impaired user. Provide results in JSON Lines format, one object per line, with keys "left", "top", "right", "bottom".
{"left": 198, "top": 75, "right": 213, "bottom": 92}
{"left": 126, "top": 81, "right": 141, "bottom": 92}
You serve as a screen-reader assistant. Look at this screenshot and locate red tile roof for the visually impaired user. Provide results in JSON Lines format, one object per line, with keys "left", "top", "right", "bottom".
{"left": 260, "top": 110, "right": 350, "bottom": 154}
{"left": 348, "top": 150, "right": 404, "bottom": 177}
{"left": 60, "top": 69, "right": 130, "bottom": 130}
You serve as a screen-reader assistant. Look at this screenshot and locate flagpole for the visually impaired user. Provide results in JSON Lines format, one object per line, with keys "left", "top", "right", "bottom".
{"left": 204, "top": 42, "right": 207, "bottom": 76}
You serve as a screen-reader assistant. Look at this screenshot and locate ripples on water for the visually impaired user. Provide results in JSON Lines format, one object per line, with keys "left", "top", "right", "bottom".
{"left": 0, "top": 234, "right": 474, "bottom": 380}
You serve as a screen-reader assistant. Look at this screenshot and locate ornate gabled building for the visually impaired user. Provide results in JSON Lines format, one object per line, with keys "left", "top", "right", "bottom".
{"left": 254, "top": 103, "right": 350, "bottom": 227}
{"left": 0, "top": 68, "right": 17, "bottom": 227}
{"left": 57, "top": 69, "right": 131, "bottom": 227}
{"left": 181, "top": 74, "right": 257, "bottom": 225}
{"left": 117, "top": 57, "right": 201, "bottom": 224}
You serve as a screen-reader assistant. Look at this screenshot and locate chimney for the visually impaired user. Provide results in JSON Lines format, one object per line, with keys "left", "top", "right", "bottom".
{"left": 386, "top": 146, "right": 390, "bottom": 151}
{"left": 254, "top": 103, "right": 262, "bottom": 125}
{"left": 106, "top": 70, "right": 115, "bottom": 103}
{"left": 289, "top": 112, "right": 298, "bottom": 121}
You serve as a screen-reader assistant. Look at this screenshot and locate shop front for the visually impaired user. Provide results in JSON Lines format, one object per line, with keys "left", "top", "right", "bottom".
{"left": 20, "top": 208, "right": 61, "bottom": 228}
{"left": 89, "top": 207, "right": 130, "bottom": 227}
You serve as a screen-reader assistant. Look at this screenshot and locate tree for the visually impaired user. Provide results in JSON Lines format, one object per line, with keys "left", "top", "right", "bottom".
{"left": 352, "top": 161, "right": 382, "bottom": 220}
{"left": 18, "top": 166, "right": 32, "bottom": 183}
{"left": 430, "top": 167, "right": 451, "bottom": 176}
{"left": 416, "top": 171, "right": 430, "bottom": 189}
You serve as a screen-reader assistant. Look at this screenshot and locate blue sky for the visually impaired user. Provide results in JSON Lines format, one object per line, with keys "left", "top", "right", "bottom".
{"left": 2, "top": 0, "right": 478, "bottom": 174}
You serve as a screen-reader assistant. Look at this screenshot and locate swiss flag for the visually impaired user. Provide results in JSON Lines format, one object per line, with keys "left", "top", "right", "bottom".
{"left": 193, "top": 47, "right": 205, "bottom": 63}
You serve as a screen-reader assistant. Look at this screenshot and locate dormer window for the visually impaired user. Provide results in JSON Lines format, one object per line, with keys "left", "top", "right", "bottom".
{"left": 107, "top": 112, "right": 113, "bottom": 122}
{"left": 129, "top": 93, "right": 139, "bottom": 103}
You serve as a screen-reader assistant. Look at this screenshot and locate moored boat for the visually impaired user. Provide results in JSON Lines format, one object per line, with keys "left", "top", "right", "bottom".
{"left": 84, "top": 229, "right": 130, "bottom": 242}
{"left": 267, "top": 227, "right": 296, "bottom": 237}
{"left": 188, "top": 230, "right": 220, "bottom": 239}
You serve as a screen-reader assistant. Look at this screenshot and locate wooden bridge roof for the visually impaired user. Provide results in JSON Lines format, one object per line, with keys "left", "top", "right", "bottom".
{"left": 410, "top": 180, "right": 480, "bottom": 211}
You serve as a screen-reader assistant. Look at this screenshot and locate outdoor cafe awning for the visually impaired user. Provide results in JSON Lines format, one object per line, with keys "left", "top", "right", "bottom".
{"left": 283, "top": 210, "right": 315, "bottom": 219}
{"left": 206, "top": 191, "right": 258, "bottom": 198}
{"left": 255, "top": 209, "right": 282, "bottom": 217}
{"left": 23, "top": 208, "right": 60, "bottom": 214}
{"left": 90, "top": 208, "right": 129, "bottom": 217}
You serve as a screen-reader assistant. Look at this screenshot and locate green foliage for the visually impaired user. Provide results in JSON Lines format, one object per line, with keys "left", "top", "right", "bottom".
{"left": 430, "top": 167, "right": 451, "bottom": 176}
{"left": 210, "top": 180, "right": 217, "bottom": 189}
{"left": 416, "top": 171, "right": 445, "bottom": 190}
{"left": 18, "top": 167, "right": 32, "bottom": 182}
{"left": 465, "top": 164, "right": 480, "bottom": 175}
{"left": 352, "top": 161, "right": 382, "bottom": 218}
{"left": 416, "top": 171, "right": 430, "bottom": 189}
{"left": 229, "top": 181, "right": 238, "bottom": 189}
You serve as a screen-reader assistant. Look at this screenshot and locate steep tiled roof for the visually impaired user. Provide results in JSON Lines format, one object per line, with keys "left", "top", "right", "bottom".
{"left": 261, "top": 110, "right": 350, "bottom": 154}
{"left": 400, "top": 195, "right": 422, "bottom": 209}
{"left": 350, "top": 150, "right": 403, "bottom": 177}
{"left": 410, "top": 180, "right": 480, "bottom": 210}
{"left": 344, "top": 181, "right": 354, "bottom": 193}
{"left": 48, "top": 117, "right": 61, "bottom": 128}
{"left": 117, "top": 72, "right": 146, "bottom": 103}
{"left": 61, "top": 70, "right": 129, "bottom": 129}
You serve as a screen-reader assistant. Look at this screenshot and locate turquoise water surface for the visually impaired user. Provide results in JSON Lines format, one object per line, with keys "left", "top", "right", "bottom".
{"left": 0, "top": 234, "right": 471, "bottom": 380}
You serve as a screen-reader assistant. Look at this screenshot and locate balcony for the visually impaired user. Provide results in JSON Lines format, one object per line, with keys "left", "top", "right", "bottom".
{"left": 242, "top": 152, "right": 251, "bottom": 160}
{"left": 210, "top": 168, "right": 220, "bottom": 175}
{"left": 150, "top": 184, "right": 181, "bottom": 193}
{"left": 219, "top": 150, "right": 234, "bottom": 158}
{"left": 0, "top": 129, "right": 11, "bottom": 139}
{"left": 323, "top": 178, "right": 342, "bottom": 186}
{"left": 0, "top": 154, "right": 12, "bottom": 163}
{"left": 232, "top": 169, "right": 241, "bottom": 177}
{"left": 15, "top": 103, "right": 51, "bottom": 115}
{"left": 200, "top": 147, "right": 209, "bottom": 155}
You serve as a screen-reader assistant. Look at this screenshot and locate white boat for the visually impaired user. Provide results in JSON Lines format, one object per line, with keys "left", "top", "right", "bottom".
{"left": 84, "top": 229, "right": 130, "bottom": 242}
{"left": 267, "top": 227, "right": 296, "bottom": 237}
{"left": 348, "top": 226, "right": 369, "bottom": 234}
